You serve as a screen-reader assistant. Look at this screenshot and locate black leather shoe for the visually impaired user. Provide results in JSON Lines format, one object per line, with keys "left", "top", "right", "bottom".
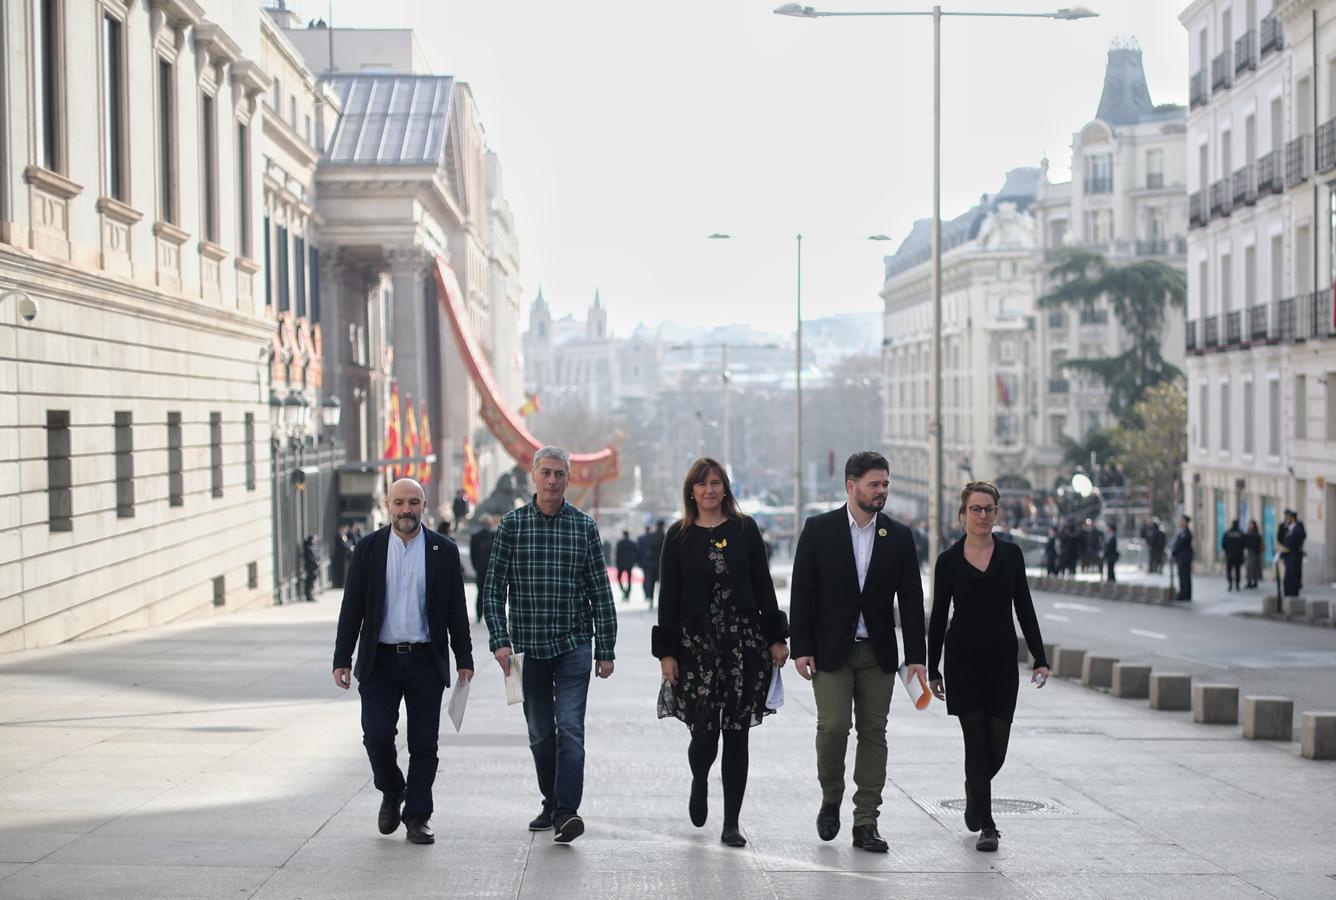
{"left": 529, "top": 805, "right": 554, "bottom": 831}
{"left": 976, "top": 827, "right": 1000, "bottom": 852}
{"left": 378, "top": 792, "right": 403, "bottom": 835}
{"left": 963, "top": 781, "right": 980, "bottom": 833}
{"left": 851, "top": 824, "right": 888, "bottom": 853}
{"left": 404, "top": 817, "right": 435, "bottom": 845}
{"left": 689, "top": 778, "right": 708, "bottom": 828}
{"left": 553, "top": 812, "right": 585, "bottom": 843}
{"left": 816, "top": 802, "right": 840, "bottom": 842}
{"left": 720, "top": 824, "right": 746, "bottom": 847}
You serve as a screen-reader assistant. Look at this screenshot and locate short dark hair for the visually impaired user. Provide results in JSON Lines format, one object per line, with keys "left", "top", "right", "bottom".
{"left": 844, "top": 451, "right": 890, "bottom": 482}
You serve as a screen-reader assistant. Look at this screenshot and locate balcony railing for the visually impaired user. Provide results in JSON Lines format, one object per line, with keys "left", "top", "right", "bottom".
{"left": 1190, "top": 70, "right": 1209, "bottom": 109}
{"left": 1277, "top": 297, "right": 1295, "bottom": 341}
{"left": 1210, "top": 179, "right": 1231, "bottom": 217}
{"left": 1079, "top": 309, "right": 1109, "bottom": 326}
{"left": 1046, "top": 311, "right": 1068, "bottom": 329}
{"left": 1235, "top": 30, "right": 1257, "bottom": 75}
{"left": 1212, "top": 51, "right": 1233, "bottom": 91}
{"left": 1146, "top": 172, "right": 1165, "bottom": 189}
{"left": 1203, "top": 313, "right": 1220, "bottom": 349}
{"left": 1316, "top": 290, "right": 1336, "bottom": 339}
{"left": 1286, "top": 134, "right": 1311, "bottom": 187}
{"left": 1257, "top": 150, "right": 1282, "bottom": 194}
{"left": 1084, "top": 175, "right": 1113, "bottom": 195}
{"left": 1232, "top": 164, "right": 1256, "bottom": 206}
{"left": 1318, "top": 119, "right": 1336, "bottom": 173}
{"left": 1261, "top": 15, "right": 1283, "bottom": 58}
{"left": 1225, "top": 309, "right": 1243, "bottom": 346}
{"left": 1190, "top": 190, "right": 1207, "bottom": 227}
{"left": 1249, "top": 303, "right": 1270, "bottom": 342}
{"left": 1186, "top": 318, "right": 1198, "bottom": 353}
{"left": 1288, "top": 291, "right": 1334, "bottom": 341}
{"left": 1135, "top": 237, "right": 1186, "bottom": 257}
{"left": 1048, "top": 378, "right": 1070, "bottom": 394}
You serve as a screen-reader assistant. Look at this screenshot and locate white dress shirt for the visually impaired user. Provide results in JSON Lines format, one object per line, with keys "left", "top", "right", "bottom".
{"left": 848, "top": 506, "right": 876, "bottom": 640}
{"left": 379, "top": 528, "right": 430, "bottom": 644}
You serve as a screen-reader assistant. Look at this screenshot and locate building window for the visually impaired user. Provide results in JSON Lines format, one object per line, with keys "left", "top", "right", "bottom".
{"left": 114, "top": 411, "right": 134, "bottom": 517}
{"left": 1295, "top": 375, "right": 1307, "bottom": 440}
{"left": 46, "top": 410, "right": 72, "bottom": 532}
{"left": 1199, "top": 383, "right": 1209, "bottom": 450}
{"left": 1243, "top": 381, "right": 1255, "bottom": 455}
{"left": 1244, "top": 245, "right": 1256, "bottom": 307}
{"left": 309, "top": 246, "right": 321, "bottom": 322}
{"left": 212, "top": 574, "right": 225, "bottom": 606}
{"left": 270, "top": 75, "right": 280, "bottom": 110}
{"left": 209, "top": 412, "right": 223, "bottom": 497}
{"left": 289, "top": 94, "right": 297, "bottom": 129}
{"left": 1268, "top": 379, "right": 1280, "bottom": 456}
{"left": 247, "top": 561, "right": 258, "bottom": 589}
{"left": 1327, "top": 373, "right": 1336, "bottom": 440}
{"left": 295, "top": 235, "right": 307, "bottom": 318}
{"left": 157, "top": 57, "right": 176, "bottom": 223}
{"left": 101, "top": 11, "right": 127, "bottom": 200}
{"left": 1220, "top": 382, "right": 1231, "bottom": 451}
{"left": 167, "top": 411, "right": 183, "bottom": 506}
{"left": 32, "top": 0, "right": 65, "bottom": 173}
{"left": 201, "top": 91, "right": 218, "bottom": 243}
{"left": 263, "top": 215, "right": 272, "bottom": 308}
{"left": 1220, "top": 254, "right": 1232, "bottom": 313}
{"left": 276, "top": 225, "right": 290, "bottom": 312}
{"left": 1146, "top": 148, "right": 1164, "bottom": 188}
{"left": 244, "top": 413, "right": 256, "bottom": 491}
{"left": 237, "top": 122, "right": 250, "bottom": 256}
{"left": 1083, "top": 153, "right": 1113, "bottom": 194}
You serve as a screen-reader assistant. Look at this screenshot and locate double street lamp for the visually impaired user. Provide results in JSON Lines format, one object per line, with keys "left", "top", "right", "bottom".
{"left": 775, "top": 2, "right": 1096, "bottom": 580}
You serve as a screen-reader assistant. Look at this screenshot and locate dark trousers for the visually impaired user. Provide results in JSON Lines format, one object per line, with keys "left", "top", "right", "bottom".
{"left": 616, "top": 568, "right": 632, "bottom": 598}
{"left": 1175, "top": 558, "right": 1192, "bottom": 601}
{"left": 1283, "top": 554, "right": 1303, "bottom": 597}
{"left": 474, "top": 577, "right": 487, "bottom": 623}
{"left": 358, "top": 648, "right": 445, "bottom": 822}
{"left": 643, "top": 568, "right": 659, "bottom": 605}
{"left": 1225, "top": 559, "right": 1242, "bottom": 590}
{"left": 522, "top": 641, "right": 592, "bottom": 818}
{"left": 1104, "top": 559, "right": 1116, "bottom": 582}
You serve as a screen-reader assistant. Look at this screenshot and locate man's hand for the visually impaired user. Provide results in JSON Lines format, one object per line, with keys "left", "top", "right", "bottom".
{"left": 596, "top": 660, "right": 615, "bottom": 679}
{"left": 457, "top": 668, "right": 474, "bottom": 683}
{"left": 769, "top": 642, "right": 789, "bottom": 666}
{"left": 333, "top": 667, "right": 351, "bottom": 690}
{"left": 928, "top": 677, "right": 946, "bottom": 701}
{"left": 794, "top": 656, "right": 816, "bottom": 681}
{"left": 494, "top": 646, "right": 513, "bottom": 676}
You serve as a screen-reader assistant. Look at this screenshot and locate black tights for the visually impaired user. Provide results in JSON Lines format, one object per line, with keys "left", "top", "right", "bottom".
{"left": 959, "top": 711, "right": 1012, "bottom": 830}
{"left": 688, "top": 727, "right": 750, "bottom": 827}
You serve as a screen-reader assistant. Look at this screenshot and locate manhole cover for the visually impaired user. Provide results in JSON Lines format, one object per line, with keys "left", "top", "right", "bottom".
{"left": 915, "top": 797, "right": 1075, "bottom": 817}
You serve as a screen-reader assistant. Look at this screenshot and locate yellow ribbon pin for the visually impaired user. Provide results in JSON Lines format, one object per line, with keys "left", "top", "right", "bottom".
{"left": 714, "top": 538, "right": 728, "bottom": 549}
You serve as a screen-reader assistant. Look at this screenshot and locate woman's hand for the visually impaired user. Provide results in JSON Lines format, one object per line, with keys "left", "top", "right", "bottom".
{"left": 660, "top": 656, "right": 679, "bottom": 686}
{"left": 928, "top": 678, "right": 946, "bottom": 701}
{"left": 769, "top": 642, "right": 789, "bottom": 666}
{"left": 1031, "top": 666, "right": 1050, "bottom": 688}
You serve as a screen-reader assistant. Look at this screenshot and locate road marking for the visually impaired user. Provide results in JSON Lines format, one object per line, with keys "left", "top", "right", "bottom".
{"left": 1043, "top": 613, "right": 1071, "bottom": 622}
{"left": 1053, "top": 602, "right": 1101, "bottom": 613}
{"left": 1130, "top": 628, "right": 1168, "bottom": 640}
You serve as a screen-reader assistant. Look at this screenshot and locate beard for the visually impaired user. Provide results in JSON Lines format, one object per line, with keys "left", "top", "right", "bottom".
{"left": 394, "top": 513, "right": 420, "bottom": 533}
{"left": 856, "top": 495, "right": 886, "bottom": 515}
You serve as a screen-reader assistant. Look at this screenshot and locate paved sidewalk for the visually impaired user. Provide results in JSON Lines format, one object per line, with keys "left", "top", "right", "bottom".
{"left": 1, "top": 592, "right": 1334, "bottom": 899}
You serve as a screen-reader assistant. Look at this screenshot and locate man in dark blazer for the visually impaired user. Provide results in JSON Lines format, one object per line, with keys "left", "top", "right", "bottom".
{"left": 1170, "top": 514, "right": 1193, "bottom": 602}
{"left": 790, "top": 451, "right": 927, "bottom": 853}
{"left": 333, "top": 478, "right": 474, "bottom": 845}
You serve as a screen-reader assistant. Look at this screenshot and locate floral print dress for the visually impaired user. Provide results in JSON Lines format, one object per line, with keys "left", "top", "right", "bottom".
{"left": 657, "top": 533, "right": 774, "bottom": 733}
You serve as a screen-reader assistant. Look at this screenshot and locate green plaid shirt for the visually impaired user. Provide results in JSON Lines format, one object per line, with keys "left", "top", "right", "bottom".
{"left": 483, "top": 497, "right": 618, "bottom": 661}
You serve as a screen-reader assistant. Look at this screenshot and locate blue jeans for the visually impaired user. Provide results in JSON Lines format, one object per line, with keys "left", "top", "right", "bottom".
{"left": 522, "top": 641, "right": 592, "bottom": 818}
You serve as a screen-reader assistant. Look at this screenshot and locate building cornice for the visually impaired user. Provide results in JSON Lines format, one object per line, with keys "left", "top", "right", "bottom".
{"left": 150, "top": 0, "right": 204, "bottom": 28}
{"left": 261, "top": 107, "right": 320, "bottom": 170}
{"left": 231, "top": 60, "right": 272, "bottom": 100}
{"left": 1274, "top": 0, "right": 1318, "bottom": 28}
{"left": 193, "top": 22, "right": 241, "bottom": 66}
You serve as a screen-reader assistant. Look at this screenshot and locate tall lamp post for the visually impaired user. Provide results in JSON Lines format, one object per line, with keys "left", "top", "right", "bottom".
{"left": 708, "top": 232, "right": 891, "bottom": 539}
{"left": 775, "top": 2, "right": 1096, "bottom": 584}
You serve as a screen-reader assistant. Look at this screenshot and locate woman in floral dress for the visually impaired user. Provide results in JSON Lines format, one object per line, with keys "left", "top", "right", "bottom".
{"left": 653, "top": 457, "right": 789, "bottom": 848}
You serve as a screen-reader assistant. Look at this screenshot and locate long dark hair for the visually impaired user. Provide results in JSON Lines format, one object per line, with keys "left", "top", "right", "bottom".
{"left": 680, "top": 457, "right": 741, "bottom": 533}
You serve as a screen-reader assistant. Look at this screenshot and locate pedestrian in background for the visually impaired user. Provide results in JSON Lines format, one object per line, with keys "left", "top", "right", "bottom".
{"left": 1221, "top": 520, "right": 1245, "bottom": 591}
{"left": 452, "top": 490, "right": 470, "bottom": 529}
{"left": 1244, "top": 519, "right": 1263, "bottom": 589}
{"left": 928, "top": 480, "right": 1049, "bottom": 854}
{"left": 638, "top": 520, "right": 666, "bottom": 607}
{"left": 1102, "top": 523, "right": 1118, "bottom": 583}
{"left": 1278, "top": 509, "right": 1307, "bottom": 597}
{"left": 1148, "top": 518, "right": 1167, "bottom": 574}
{"left": 303, "top": 534, "right": 320, "bottom": 602}
{"left": 469, "top": 516, "right": 495, "bottom": 624}
{"left": 1171, "top": 515, "right": 1193, "bottom": 602}
{"left": 615, "top": 530, "right": 637, "bottom": 601}
{"left": 654, "top": 457, "right": 788, "bottom": 848}
{"left": 1043, "top": 527, "right": 1060, "bottom": 576}
{"left": 483, "top": 447, "right": 618, "bottom": 844}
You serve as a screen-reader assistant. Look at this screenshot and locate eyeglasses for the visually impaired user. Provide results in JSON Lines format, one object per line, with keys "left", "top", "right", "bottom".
{"left": 966, "top": 505, "right": 997, "bottom": 517}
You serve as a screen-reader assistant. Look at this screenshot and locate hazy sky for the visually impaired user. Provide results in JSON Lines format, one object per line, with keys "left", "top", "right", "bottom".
{"left": 321, "top": 0, "right": 1188, "bottom": 334}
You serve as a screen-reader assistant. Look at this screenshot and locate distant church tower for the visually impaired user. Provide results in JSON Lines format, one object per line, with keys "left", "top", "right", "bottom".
{"left": 528, "top": 286, "right": 551, "bottom": 345}
{"left": 587, "top": 288, "right": 607, "bottom": 340}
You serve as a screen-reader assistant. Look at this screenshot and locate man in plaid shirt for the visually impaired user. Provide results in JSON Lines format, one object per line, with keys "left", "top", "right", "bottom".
{"left": 484, "top": 446, "right": 617, "bottom": 843}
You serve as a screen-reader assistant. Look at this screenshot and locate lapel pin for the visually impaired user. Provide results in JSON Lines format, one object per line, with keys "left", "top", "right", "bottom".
{"left": 432, "top": 544, "right": 439, "bottom": 551}
{"left": 877, "top": 528, "right": 887, "bottom": 537}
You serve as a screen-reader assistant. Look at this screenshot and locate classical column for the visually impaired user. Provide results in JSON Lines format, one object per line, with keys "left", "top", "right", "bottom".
{"left": 386, "top": 245, "right": 432, "bottom": 420}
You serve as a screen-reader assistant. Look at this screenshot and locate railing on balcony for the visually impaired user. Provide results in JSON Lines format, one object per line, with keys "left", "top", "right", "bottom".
{"left": 1203, "top": 314, "right": 1220, "bottom": 349}
{"left": 1317, "top": 290, "right": 1336, "bottom": 339}
{"left": 1146, "top": 172, "right": 1165, "bottom": 189}
{"left": 1046, "top": 311, "right": 1067, "bottom": 329}
{"left": 1286, "top": 135, "right": 1311, "bottom": 187}
{"left": 1048, "top": 378, "right": 1070, "bottom": 394}
{"left": 1294, "top": 291, "right": 1317, "bottom": 341}
{"left": 1277, "top": 297, "right": 1295, "bottom": 341}
{"left": 1210, "top": 179, "right": 1231, "bottom": 217}
{"left": 1190, "top": 69, "right": 1208, "bottom": 109}
{"left": 1084, "top": 175, "right": 1113, "bottom": 194}
{"left": 1318, "top": 119, "right": 1336, "bottom": 173}
{"left": 1186, "top": 318, "right": 1198, "bottom": 353}
{"left": 1212, "top": 51, "right": 1233, "bottom": 91}
{"left": 1190, "top": 190, "right": 1207, "bottom": 227}
{"left": 1235, "top": 30, "right": 1257, "bottom": 75}
{"left": 1257, "top": 150, "right": 1281, "bottom": 194}
{"left": 1079, "top": 309, "right": 1109, "bottom": 326}
{"left": 1135, "top": 237, "right": 1186, "bottom": 257}
{"left": 1225, "top": 309, "right": 1243, "bottom": 346}
{"left": 1261, "top": 15, "right": 1283, "bottom": 58}
{"left": 1249, "top": 303, "right": 1270, "bottom": 342}
{"left": 1232, "top": 164, "right": 1256, "bottom": 206}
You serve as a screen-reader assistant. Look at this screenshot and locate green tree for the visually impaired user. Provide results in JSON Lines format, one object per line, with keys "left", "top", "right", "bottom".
{"left": 1039, "top": 248, "right": 1186, "bottom": 425}
{"left": 1057, "top": 425, "right": 1116, "bottom": 472}
{"left": 1108, "top": 379, "right": 1187, "bottom": 518}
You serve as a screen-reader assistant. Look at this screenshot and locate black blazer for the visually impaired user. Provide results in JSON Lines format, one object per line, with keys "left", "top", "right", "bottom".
{"left": 790, "top": 506, "right": 926, "bottom": 674}
{"left": 332, "top": 525, "right": 475, "bottom": 686}
{"left": 652, "top": 516, "right": 788, "bottom": 658}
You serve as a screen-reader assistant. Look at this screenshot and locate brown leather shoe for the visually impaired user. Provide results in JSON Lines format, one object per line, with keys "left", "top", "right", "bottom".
{"left": 405, "top": 817, "right": 435, "bottom": 845}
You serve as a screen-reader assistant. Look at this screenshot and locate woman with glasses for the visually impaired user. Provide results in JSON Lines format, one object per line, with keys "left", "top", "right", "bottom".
{"left": 927, "top": 481, "right": 1049, "bottom": 852}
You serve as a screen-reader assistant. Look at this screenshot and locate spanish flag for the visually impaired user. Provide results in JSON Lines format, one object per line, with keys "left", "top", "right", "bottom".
{"left": 518, "top": 394, "right": 541, "bottom": 417}
{"left": 462, "top": 438, "right": 480, "bottom": 504}
{"left": 418, "top": 402, "right": 433, "bottom": 485}
{"left": 385, "top": 383, "right": 402, "bottom": 480}
{"left": 404, "top": 396, "right": 420, "bottom": 480}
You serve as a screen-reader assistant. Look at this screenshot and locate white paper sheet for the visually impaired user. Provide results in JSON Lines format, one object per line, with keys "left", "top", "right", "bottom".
{"left": 447, "top": 676, "right": 470, "bottom": 732}
{"left": 503, "top": 653, "right": 524, "bottom": 706}
{"left": 765, "top": 664, "right": 784, "bottom": 710}
{"left": 898, "top": 664, "right": 930, "bottom": 709}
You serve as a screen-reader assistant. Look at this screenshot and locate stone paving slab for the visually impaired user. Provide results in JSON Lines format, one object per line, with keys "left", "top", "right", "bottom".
{"left": 0, "top": 592, "right": 1333, "bottom": 899}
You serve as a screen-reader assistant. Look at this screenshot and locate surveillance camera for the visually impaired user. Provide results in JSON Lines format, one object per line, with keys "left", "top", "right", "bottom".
{"left": 17, "top": 296, "right": 38, "bottom": 322}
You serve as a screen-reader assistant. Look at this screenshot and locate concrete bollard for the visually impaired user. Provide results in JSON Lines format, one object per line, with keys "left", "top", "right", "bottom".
{"left": 1081, "top": 654, "right": 1118, "bottom": 689}
{"left": 1150, "top": 673, "right": 1191, "bottom": 710}
{"left": 1301, "top": 712, "right": 1336, "bottom": 760}
{"left": 1307, "top": 599, "right": 1331, "bottom": 622}
{"left": 1043, "top": 643, "right": 1058, "bottom": 668}
{"left": 1193, "top": 684, "right": 1240, "bottom": 724}
{"left": 1112, "top": 663, "right": 1151, "bottom": 699}
{"left": 1262, "top": 593, "right": 1282, "bottom": 615}
{"left": 1054, "top": 647, "right": 1087, "bottom": 679}
{"left": 1016, "top": 637, "right": 1030, "bottom": 664}
{"left": 1242, "top": 696, "right": 1294, "bottom": 741}
{"left": 1283, "top": 596, "right": 1307, "bottom": 617}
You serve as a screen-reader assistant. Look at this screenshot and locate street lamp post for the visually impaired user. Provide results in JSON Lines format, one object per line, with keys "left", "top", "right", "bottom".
{"left": 775, "top": 2, "right": 1096, "bottom": 585}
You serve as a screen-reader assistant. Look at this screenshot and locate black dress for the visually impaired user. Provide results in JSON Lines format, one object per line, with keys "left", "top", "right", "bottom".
{"left": 928, "top": 537, "right": 1048, "bottom": 722}
{"left": 657, "top": 524, "right": 774, "bottom": 733}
